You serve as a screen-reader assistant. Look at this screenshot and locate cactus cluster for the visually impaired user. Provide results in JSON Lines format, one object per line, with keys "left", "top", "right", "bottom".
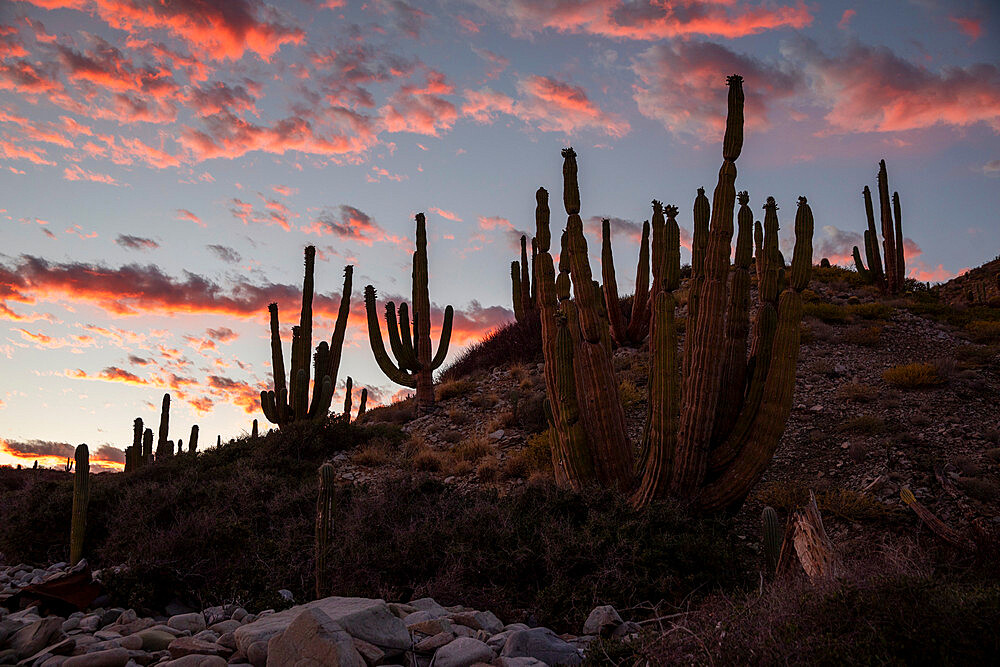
{"left": 365, "top": 213, "right": 454, "bottom": 414}
{"left": 853, "top": 160, "right": 906, "bottom": 294}
{"left": 260, "top": 247, "right": 354, "bottom": 426}
{"left": 341, "top": 377, "right": 368, "bottom": 424}
{"left": 125, "top": 393, "right": 200, "bottom": 470}
{"left": 601, "top": 217, "right": 651, "bottom": 347}
{"left": 70, "top": 443, "right": 89, "bottom": 564}
{"left": 537, "top": 75, "right": 813, "bottom": 512}
{"left": 511, "top": 234, "right": 538, "bottom": 322}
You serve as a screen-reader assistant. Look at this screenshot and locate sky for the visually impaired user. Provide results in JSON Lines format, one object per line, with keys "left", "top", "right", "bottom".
{"left": 1, "top": 0, "right": 998, "bottom": 470}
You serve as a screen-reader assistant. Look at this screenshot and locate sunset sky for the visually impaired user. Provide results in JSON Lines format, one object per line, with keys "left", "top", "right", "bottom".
{"left": 1, "top": 0, "right": 998, "bottom": 470}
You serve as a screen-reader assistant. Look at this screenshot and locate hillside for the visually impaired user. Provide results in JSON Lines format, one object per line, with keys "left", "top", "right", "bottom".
{"left": 2, "top": 260, "right": 998, "bottom": 664}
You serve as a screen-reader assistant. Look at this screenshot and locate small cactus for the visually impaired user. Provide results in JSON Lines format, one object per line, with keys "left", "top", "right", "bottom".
{"left": 762, "top": 506, "right": 781, "bottom": 575}
{"left": 251, "top": 419, "right": 259, "bottom": 440}
{"left": 511, "top": 235, "right": 538, "bottom": 323}
{"left": 70, "top": 444, "right": 89, "bottom": 564}
{"left": 189, "top": 425, "right": 199, "bottom": 453}
{"left": 155, "top": 393, "right": 171, "bottom": 459}
{"left": 315, "top": 462, "right": 335, "bottom": 599}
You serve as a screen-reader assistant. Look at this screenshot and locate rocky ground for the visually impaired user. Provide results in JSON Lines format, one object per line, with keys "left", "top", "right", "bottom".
{"left": 1, "top": 561, "right": 642, "bottom": 666}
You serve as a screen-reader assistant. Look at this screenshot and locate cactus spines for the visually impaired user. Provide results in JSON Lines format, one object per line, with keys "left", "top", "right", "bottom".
{"left": 260, "top": 248, "right": 353, "bottom": 426}
{"left": 762, "top": 506, "right": 781, "bottom": 575}
{"left": 155, "top": 393, "right": 170, "bottom": 459}
{"left": 538, "top": 75, "right": 812, "bottom": 514}
{"left": 366, "top": 214, "right": 454, "bottom": 414}
{"left": 70, "top": 444, "right": 89, "bottom": 564}
{"left": 315, "top": 462, "right": 335, "bottom": 599}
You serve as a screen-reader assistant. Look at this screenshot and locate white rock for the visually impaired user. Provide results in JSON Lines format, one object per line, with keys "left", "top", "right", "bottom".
{"left": 265, "top": 608, "right": 364, "bottom": 667}
{"left": 432, "top": 637, "right": 495, "bottom": 667}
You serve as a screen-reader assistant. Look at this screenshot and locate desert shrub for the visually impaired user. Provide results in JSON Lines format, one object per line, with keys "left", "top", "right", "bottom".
{"left": 883, "top": 362, "right": 942, "bottom": 389}
{"left": 352, "top": 442, "right": 392, "bottom": 466}
{"left": 968, "top": 320, "right": 1000, "bottom": 344}
{"left": 836, "top": 382, "right": 878, "bottom": 403}
{"left": 954, "top": 344, "right": 998, "bottom": 368}
{"left": 803, "top": 302, "right": 847, "bottom": 324}
{"left": 447, "top": 408, "right": 470, "bottom": 426}
{"left": 957, "top": 477, "right": 1000, "bottom": 503}
{"left": 470, "top": 392, "right": 499, "bottom": 410}
{"left": 618, "top": 379, "right": 643, "bottom": 411}
{"left": 367, "top": 398, "right": 415, "bottom": 425}
{"left": 847, "top": 302, "right": 894, "bottom": 319}
{"left": 848, "top": 440, "right": 869, "bottom": 463}
{"left": 842, "top": 325, "right": 882, "bottom": 346}
{"left": 412, "top": 448, "right": 445, "bottom": 472}
{"left": 436, "top": 379, "right": 473, "bottom": 401}
{"left": 454, "top": 436, "right": 491, "bottom": 463}
{"left": 511, "top": 391, "right": 547, "bottom": 434}
{"left": 475, "top": 457, "right": 499, "bottom": 482}
{"left": 503, "top": 433, "right": 552, "bottom": 479}
{"left": 755, "top": 482, "right": 896, "bottom": 522}
{"left": 839, "top": 415, "right": 887, "bottom": 435}
{"left": 440, "top": 429, "right": 462, "bottom": 444}
{"left": 440, "top": 316, "right": 542, "bottom": 381}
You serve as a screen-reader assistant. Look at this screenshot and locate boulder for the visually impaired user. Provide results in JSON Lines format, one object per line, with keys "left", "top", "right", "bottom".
{"left": 449, "top": 611, "right": 503, "bottom": 635}
{"left": 494, "top": 658, "right": 547, "bottom": 667}
{"left": 234, "top": 597, "right": 409, "bottom": 655}
{"left": 62, "top": 648, "right": 130, "bottom": 667}
{"left": 413, "top": 631, "right": 454, "bottom": 653}
{"left": 408, "top": 598, "right": 448, "bottom": 617}
{"left": 168, "top": 636, "right": 229, "bottom": 659}
{"left": 168, "top": 613, "right": 207, "bottom": 634}
{"left": 264, "top": 608, "right": 365, "bottom": 667}
{"left": 582, "top": 605, "right": 623, "bottom": 637}
{"left": 431, "top": 637, "right": 494, "bottom": 667}
{"left": 501, "top": 628, "right": 582, "bottom": 665}
{"left": 161, "top": 656, "right": 228, "bottom": 667}
{"left": 135, "top": 629, "right": 177, "bottom": 651}
{"left": 10, "top": 617, "right": 63, "bottom": 659}
{"left": 246, "top": 641, "right": 268, "bottom": 667}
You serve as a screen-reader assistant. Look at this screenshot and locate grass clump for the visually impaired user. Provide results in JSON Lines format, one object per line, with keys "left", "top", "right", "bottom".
{"left": 842, "top": 325, "right": 882, "bottom": 346}
{"left": 803, "top": 302, "right": 847, "bottom": 324}
{"left": 967, "top": 320, "right": 1000, "bottom": 344}
{"left": 839, "top": 415, "right": 887, "bottom": 435}
{"left": 618, "top": 379, "right": 643, "bottom": 411}
{"left": 847, "top": 302, "right": 894, "bottom": 320}
{"left": 836, "top": 382, "right": 878, "bottom": 403}
{"left": 436, "top": 379, "right": 473, "bottom": 401}
{"left": 883, "top": 362, "right": 942, "bottom": 389}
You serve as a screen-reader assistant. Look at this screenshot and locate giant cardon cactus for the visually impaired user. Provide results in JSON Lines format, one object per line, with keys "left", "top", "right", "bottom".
{"left": 70, "top": 443, "right": 89, "bottom": 564}
{"left": 601, "top": 216, "right": 650, "bottom": 347}
{"left": 260, "top": 246, "right": 353, "bottom": 426}
{"left": 511, "top": 234, "right": 538, "bottom": 323}
{"left": 315, "top": 462, "right": 335, "bottom": 599}
{"left": 853, "top": 159, "right": 905, "bottom": 294}
{"left": 365, "top": 214, "right": 454, "bottom": 413}
{"left": 538, "top": 75, "right": 814, "bottom": 512}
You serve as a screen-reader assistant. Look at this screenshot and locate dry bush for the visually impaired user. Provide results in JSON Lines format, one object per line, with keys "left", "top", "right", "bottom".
{"left": 476, "top": 456, "right": 499, "bottom": 482}
{"left": 848, "top": 440, "right": 869, "bottom": 463}
{"left": 502, "top": 433, "right": 551, "bottom": 479}
{"left": 803, "top": 317, "right": 835, "bottom": 342}
{"left": 957, "top": 477, "right": 1000, "bottom": 503}
{"left": 437, "top": 379, "right": 473, "bottom": 401}
{"left": 954, "top": 344, "right": 997, "bottom": 368}
{"left": 840, "top": 415, "right": 887, "bottom": 435}
{"left": 508, "top": 363, "right": 528, "bottom": 383}
{"left": 847, "top": 303, "right": 894, "bottom": 320}
{"left": 755, "top": 482, "right": 896, "bottom": 522}
{"left": 883, "top": 363, "right": 942, "bottom": 389}
{"left": 352, "top": 441, "right": 393, "bottom": 466}
{"left": 412, "top": 448, "right": 445, "bottom": 472}
{"left": 618, "top": 379, "right": 643, "bottom": 411}
{"left": 836, "top": 382, "right": 878, "bottom": 403}
{"left": 842, "top": 325, "right": 882, "bottom": 346}
{"left": 471, "top": 392, "right": 499, "bottom": 410}
{"left": 447, "top": 408, "right": 470, "bottom": 426}
{"left": 454, "top": 436, "right": 491, "bottom": 463}
{"left": 368, "top": 398, "right": 415, "bottom": 425}
{"left": 441, "top": 429, "right": 462, "bottom": 444}
{"left": 803, "top": 302, "right": 847, "bottom": 324}
{"left": 967, "top": 320, "right": 1000, "bottom": 344}
{"left": 448, "top": 460, "right": 474, "bottom": 477}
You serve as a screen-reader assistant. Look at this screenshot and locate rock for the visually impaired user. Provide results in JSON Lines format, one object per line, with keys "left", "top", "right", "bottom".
{"left": 407, "top": 617, "right": 452, "bottom": 636}
{"left": 431, "top": 637, "right": 494, "bottom": 667}
{"left": 168, "top": 636, "right": 229, "bottom": 659}
{"left": 168, "top": 613, "right": 207, "bottom": 634}
{"left": 234, "top": 597, "right": 409, "bottom": 655}
{"left": 246, "top": 641, "right": 268, "bottom": 667}
{"left": 582, "top": 605, "right": 623, "bottom": 637}
{"left": 119, "top": 634, "right": 143, "bottom": 650}
{"left": 351, "top": 637, "right": 384, "bottom": 666}
{"left": 408, "top": 598, "right": 449, "bottom": 617}
{"left": 216, "top": 632, "right": 236, "bottom": 650}
{"left": 62, "top": 648, "right": 130, "bottom": 667}
{"left": 403, "top": 610, "right": 439, "bottom": 626}
{"left": 611, "top": 621, "right": 641, "bottom": 639}
{"left": 449, "top": 610, "right": 503, "bottom": 635}
{"left": 14, "top": 637, "right": 75, "bottom": 666}
{"left": 489, "top": 429, "right": 504, "bottom": 440}
{"left": 277, "top": 590, "right": 294, "bottom": 603}
{"left": 99, "top": 609, "right": 124, "bottom": 628}
{"left": 10, "top": 617, "right": 63, "bottom": 659}
{"left": 231, "top": 609, "right": 248, "bottom": 623}
{"left": 193, "top": 630, "right": 220, "bottom": 643}
{"left": 494, "top": 658, "right": 547, "bottom": 667}
{"left": 161, "top": 657, "right": 228, "bottom": 667}
{"left": 78, "top": 617, "right": 100, "bottom": 633}
{"left": 0, "top": 619, "right": 24, "bottom": 644}
{"left": 413, "top": 631, "right": 454, "bottom": 653}
{"left": 386, "top": 603, "right": 416, "bottom": 619}
{"left": 61, "top": 617, "right": 80, "bottom": 634}
{"left": 135, "top": 629, "right": 177, "bottom": 651}
{"left": 265, "top": 608, "right": 364, "bottom": 667}
{"left": 210, "top": 621, "right": 241, "bottom": 636}
{"left": 501, "top": 628, "right": 582, "bottom": 665}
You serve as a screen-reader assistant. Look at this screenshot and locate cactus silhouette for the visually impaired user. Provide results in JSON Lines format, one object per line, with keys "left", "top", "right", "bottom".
{"left": 315, "top": 462, "right": 335, "bottom": 599}
{"left": 511, "top": 234, "right": 538, "bottom": 323}
{"left": 853, "top": 160, "right": 906, "bottom": 294}
{"left": 260, "top": 246, "right": 353, "bottom": 426}
{"left": 365, "top": 214, "right": 454, "bottom": 413}
{"left": 70, "top": 444, "right": 89, "bottom": 564}
{"left": 537, "top": 75, "right": 813, "bottom": 512}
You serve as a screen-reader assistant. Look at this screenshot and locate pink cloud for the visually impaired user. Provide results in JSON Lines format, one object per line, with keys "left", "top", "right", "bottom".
{"left": 380, "top": 70, "right": 457, "bottom": 136}
{"left": 838, "top": 9, "right": 856, "bottom": 29}
{"left": 63, "top": 163, "right": 117, "bottom": 184}
{"left": 949, "top": 16, "right": 982, "bottom": 42}
{"left": 428, "top": 206, "right": 462, "bottom": 222}
{"left": 176, "top": 208, "right": 204, "bottom": 227}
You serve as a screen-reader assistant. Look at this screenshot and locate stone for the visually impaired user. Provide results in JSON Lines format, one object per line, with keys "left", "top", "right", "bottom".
{"left": 168, "top": 613, "right": 207, "bottom": 634}
{"left": 277, "top": 590, "right": 294, "bottom": 603}
{"left": 216, "top": 632, "right": 236, "bottom": 650}
{"left": 501, "top": 628, "right": 581, "bottom": 665}
{"left": 62, "top": 648, "right": 130, "bottom": 667}
{"left": 15, "top": 637, "right": 75, "bottom": 665}
{"left": 386, "top": 603, "right": 417, "bottom": 619}
{"left": 0, "top": 619, "right": 24, "bottom": 644}
{"left": 10, "top": 617, "right": 63, "bottom": 659}
{"left": 169, "top": 636, "right": 229, "bottom": 659}
{"left": 351, "top": 637, "right": 385, "bottom": 666}
{"left": 231, "top": 609, "right": 248, "bottom": 623}
{"left": 413, "top": 631, "right": 454, "bottom": 653}
{"left": 610, "top": 621, "right": 640, "bottom": 639}
{"left": 119, "top": 634, "right": 143, "bottom": 650}
{"left": 449, "top": 611, "right": 503, "bottom": 635}
{"left": 494, "top": 658, "right": 547, "bottom": 667}
{"left": 193, "top": 630, "right": 220, "bottom": 643}
{"left": 234, "top": 597, "right": 409, "bottom": 655}
{"left": 135, "top": 629, "right": 177, "bottom": 651}
{"left": 161, "top": 657, "right": 228, "bottom": 667}
{"left": 78, "top": 617, "right": 100, "bottom": 633}
{"left": 246, "top": 641, "right": 268, "bottom": 667}
{"left": 210, "top": 620, "right": 241, "bottom": 636}
{"left": 431, "top": 637, "right": 494, "bottom": 667}
{"left": 264, "top": 608, "right": 364, "bottom": 667}
{"left": 408, "top": 598, "right": 449, "bottom": 617}
{"left": 407, "top": 617, "right": 452, "bottom": 636}
{"left": 582, "top": 605, "right": 623, "bottom": 637}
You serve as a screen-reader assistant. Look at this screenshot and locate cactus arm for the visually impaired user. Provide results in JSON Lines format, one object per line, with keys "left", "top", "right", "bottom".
{"left": 356, "top": 388, "right": 368, "bottom": 422}
{"left": 70, "top": 444, "right": 89, "bottom": 564}
{"left": 412, "top": 213, "right": 434, "bottom": 410}
{"left": 365, "top": 285, "right": 418, "bottom": 388}
{"left": 624, "top": 219, "right": 651, "bottom": 343}
{"left": 893, "top": 191, "right": 905, "bottom": 291}
{"left": 753, "top": 219, "right": 764, "bottom": 279}
{"left": 430, "top": 305, "right": 453, "bottom": 371}
{"left": 189, "top": 425, "right": 198, "bottom": 453}
{"left": 852, "top": 245, "right": 871, "bottom": 281}
{"left": 762, "top": 506, "right": 781, "bottom": 575}
{"left": 530, "top": 237, "right": 538, "bottom": 310}
{"left": 519, "top": 235, "right": 532, "bottom": 318}
{"left": 307, "top": 342, "right": 331, "bottom": 418}
{"left": 383, "top": 302, "right": 408, "bottom": 369}
{"left": 862, "top": 185, "right": 885, "bottom": 287}
{"left": 142, "top": 428, "right": 152, "bottom": 463}
{"left": 156, "top": 393, "right": 171, "bottom": 458}
{"left": 511, "top": 261, "right": 525, "bottom": 322}
{"left": 600, "top": 218, "right": 628, "bottom": 346}
{"left": 292, "top": 367, "right": 308, "bottom": 420}
{"left": 288, "top": 325, "right": 302, "bottom": 418}
{"left": 396, "top": 302, "right": 420, "bottom": 371}
{"left": 267, "top": 302, "right": 287, "bottom": 397}
{"left": 691, "top": 187, "right": 711, "bottom": 280}
{"left": 326, "top": 265, "right": 353, "bottom": 386}
{"left": 877, "top": 160, "right": 897, "bottom": 292}
{"left": 550, "top": 314, "right": 596, "bottom": 488}
{"left": 299, "top": 245, "right": 315, "bottom": 397}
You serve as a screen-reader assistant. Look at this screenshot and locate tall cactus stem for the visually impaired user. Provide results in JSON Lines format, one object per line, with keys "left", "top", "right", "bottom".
{"left": 70, "top": 444, "right": 89, "bottom": 564}
{"left": 315, "top": 462, "right": 335, "bottom": 599}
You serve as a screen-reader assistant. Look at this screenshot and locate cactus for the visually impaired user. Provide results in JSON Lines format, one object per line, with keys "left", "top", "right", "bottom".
{"left": 155, "top": 393, "right": 171, "bottom": 459}
{"left": 260, "top": 247, "right": 353, "bottom": 426}
{"left": 131, "top": 418, "right": 143, "bottom": 469}
{"left": 315, "top": 462, "right": 335, "bottom": 599}
{"left": 852, "top": 161, "right": 905, "bottom": 294}
{"left": 189, "top": 425, "right": 199, "bottom": 453}
{"left": 340, "top": 377, "right": 369, "bottom": 424}
{"left": 539, "top": 75, "right": 813, "bottom": 513}
{"left": 216, "top": 434, "right": 221, "bottom": 448}
{"left": 365, "top": 214, "right": 454, "bottom": 414}
{"left": 251, "top": 419, "right": 259, "bottom": 440}
{"left": 601, "top": 217, "right": 650, "bottom": 347}
{"left": 511, "top": 235, "right": 538, "bottom": 322}
{"left": 70, "top": 444, "right": 89, "bottom": 564}
{"left": 142, "top": 428, "right": 152, "bottom": 463}
{"left": 762, "top": 506, "right": 781, "bottom": 575}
